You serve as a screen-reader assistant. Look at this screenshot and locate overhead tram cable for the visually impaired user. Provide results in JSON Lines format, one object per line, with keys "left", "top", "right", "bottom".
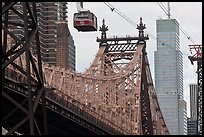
{"left": 104, "top": 2, "right": 169, "bottom": 46}
{"left": 104, "top": 2, "right": 136, "bottom": 27}
{"left": 157, "top": 2, "right": 197, "bottom": 45}
{"left": 103, "top": 2, "right": 190, "bottom": 57}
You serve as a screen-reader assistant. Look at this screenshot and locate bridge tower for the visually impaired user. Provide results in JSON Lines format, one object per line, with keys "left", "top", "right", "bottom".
{"left": 39, "top": 17, "right": 170, "bottom": 135}
{"left": 82, "top": 18, "right": 169, "bottom": 135}
{"left": 2, "top": 2, "right": 47, "bottom": 135}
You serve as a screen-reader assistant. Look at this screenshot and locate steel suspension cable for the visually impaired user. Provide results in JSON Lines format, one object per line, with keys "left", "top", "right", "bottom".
{"left": 103, "top": 2, "right": 193, "bottom": 56}
{"left": 157, "top": 2, "right": 197, "bottom": 45}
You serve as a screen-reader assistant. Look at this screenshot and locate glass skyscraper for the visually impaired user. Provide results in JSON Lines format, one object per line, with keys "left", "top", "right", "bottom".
{"left": 154, "top": 19, "right": 187, "bottom": 135}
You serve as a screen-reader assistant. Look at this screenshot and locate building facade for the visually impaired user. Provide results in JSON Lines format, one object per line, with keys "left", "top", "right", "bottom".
{"left": 154, "top": 19, "right": 187, "bottom": 135}
{"left": 187, "top": 118, "right": 197, "bottom": 135}
{"left": 189, "top": 83, "right": 198, "bottom": 120}
{"left": 56, "top": 21, "right": 75, "bottom": 71}
{"left": 187, "top": 83, "right": 198, "bottom": 135}
{"left": 67, "top": 34, "right": 76, "bottom": 71}
{"left": 8, "top": 2, "right": 76, "bottom": 71}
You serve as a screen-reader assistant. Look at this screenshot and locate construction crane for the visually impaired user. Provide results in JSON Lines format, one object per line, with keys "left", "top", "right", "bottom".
{"left": 188, "top": 44, "right": 202, "bottom": 135}
{"left": 73, "top": 2, "right": 97, "bottom": 32}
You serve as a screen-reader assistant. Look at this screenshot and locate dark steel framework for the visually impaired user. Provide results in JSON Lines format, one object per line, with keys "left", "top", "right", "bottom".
{"left": 2, "top": 2, "right": 48, "bottom": 135}
{"left": 196, "top": 57, "right": 202, "bottom": 135}
{"left": 188, "top": 44, "right": 202, "bottom": 135}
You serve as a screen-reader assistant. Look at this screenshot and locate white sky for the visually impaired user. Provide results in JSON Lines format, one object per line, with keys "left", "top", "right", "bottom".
{"left": 1, "top": 2, "right": 202, "bottom": 135}
{"left": 67, "top": 2, "right": 202, "bottom": 117}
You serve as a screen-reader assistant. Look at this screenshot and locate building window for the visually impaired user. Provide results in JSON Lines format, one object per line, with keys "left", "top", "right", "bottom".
{"left": 56, "top": 2, "right": 60, "bottom": 21}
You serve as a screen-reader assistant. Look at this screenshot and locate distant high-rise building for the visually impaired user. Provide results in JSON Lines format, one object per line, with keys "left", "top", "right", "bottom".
{"left": 189, "top": 83, "right": 198, "bottom": 120}
{"left": 187, "top": 117, "right": 197, "bottom": 135}
{"left": 8, "top": 2, "right": 76, "bottom": 71}
{"left": 67, "top": 34, "right": 76, "bottom": 71}
{"left": 154, "top": 18, "right": 187, "bottom": 135}
{"left": 187, "top": 83, "right": 198, "bottom": 135}
{"left": 56, "top": 21, "right": 75, "bottom": 71}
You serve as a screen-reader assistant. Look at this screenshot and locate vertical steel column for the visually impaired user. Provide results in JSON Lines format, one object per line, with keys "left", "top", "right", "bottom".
{"left": 137, "top": 17, "right": 153, "bottom": 135}
{"left": 32, "top": 2, "right": 48, "bottom": 135}
{"left": 2, "top": 2, "right": 9, "bottom": 110}
{"left": 2, "top": 2, "right": 47, "bottom": 135}
{"left": 23, "top": 3, "right": 34, "bottom": 135}
{"left": 197, "top": 58, "right": 202, "bottom": 135}
{"left": 140, "top": 47, "right": 153, "bottom": 135}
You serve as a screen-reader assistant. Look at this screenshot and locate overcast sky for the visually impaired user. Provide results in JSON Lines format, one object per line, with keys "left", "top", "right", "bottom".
{"left": 2, "top": 2, "right": 202, "bottom": 135}
{"left": 67, "top": 2, "right": 202, "bottom": 117}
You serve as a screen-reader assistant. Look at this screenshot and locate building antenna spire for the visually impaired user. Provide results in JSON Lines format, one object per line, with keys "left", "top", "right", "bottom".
{"left": 167, "top": 2, "right": 171, "bottom": 19}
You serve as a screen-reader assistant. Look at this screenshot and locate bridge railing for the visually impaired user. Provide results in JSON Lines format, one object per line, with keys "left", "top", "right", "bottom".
{"left": 45, "top": 86, "right": 130, "bottom": 135}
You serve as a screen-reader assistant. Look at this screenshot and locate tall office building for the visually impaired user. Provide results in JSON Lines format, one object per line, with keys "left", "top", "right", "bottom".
{"left": 8, "top": 2, "right": 76, "bottom": 71}
{"left": 67, "top": 34, "right": 76, "bottom": 71}
{"left": 189, "top": 83, "right": 198, "bottom": 120}
{"left": 187, "top": 83, "right": 198, "bottom": 135}
{"left": 56, "top": 21, "right": 75, "bottom": 71}
{"left": 154, "top": 18, "right": 187, "bottom": 135}
{"left": 187, "top": 117, "right": 197, "bottom": 135}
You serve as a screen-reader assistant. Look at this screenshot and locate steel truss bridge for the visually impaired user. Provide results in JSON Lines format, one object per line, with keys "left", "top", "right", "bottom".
{"left": 2, "top": 2, "right": 169, "bottom": 135}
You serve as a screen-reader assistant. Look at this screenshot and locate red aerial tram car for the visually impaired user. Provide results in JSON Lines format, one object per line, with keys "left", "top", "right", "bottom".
{"left": 74, "top": 11, "right": 97, "bottom": 32}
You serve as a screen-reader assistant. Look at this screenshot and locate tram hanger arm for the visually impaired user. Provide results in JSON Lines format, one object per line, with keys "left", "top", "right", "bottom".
{"left": 76, "top": 2, "right": 89, "bottom": 12}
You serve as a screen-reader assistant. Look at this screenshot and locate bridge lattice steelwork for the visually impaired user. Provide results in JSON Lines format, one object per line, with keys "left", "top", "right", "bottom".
{"left": 2, "top": 2, "right": 169, "bottom": 135}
